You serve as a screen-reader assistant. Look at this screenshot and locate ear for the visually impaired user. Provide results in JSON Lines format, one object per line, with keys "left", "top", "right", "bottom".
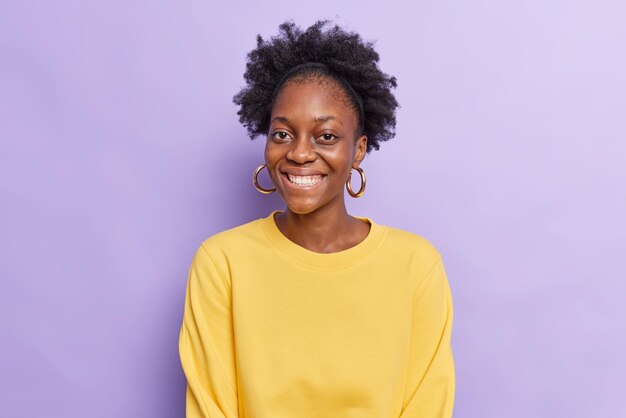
{"left": 352, "top": 135, "right": 368, "bottom": 168}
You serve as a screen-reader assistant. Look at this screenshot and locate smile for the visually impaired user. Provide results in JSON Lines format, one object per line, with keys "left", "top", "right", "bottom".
{"left": 283, "top": 173, "right": 326, "bottom": 188}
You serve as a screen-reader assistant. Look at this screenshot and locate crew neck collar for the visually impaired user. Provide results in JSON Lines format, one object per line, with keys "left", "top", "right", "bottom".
{"left": 258, "top": 210, "right": 386, "bottom": 271}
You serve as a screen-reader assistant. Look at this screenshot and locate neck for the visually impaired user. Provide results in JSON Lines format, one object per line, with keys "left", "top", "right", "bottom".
{"left": 274, "top": 199, "right": 369, "bottom": 254}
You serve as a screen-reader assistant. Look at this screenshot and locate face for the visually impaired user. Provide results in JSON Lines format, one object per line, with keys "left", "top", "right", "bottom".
{"left": 264, "top": 78, "right": 367, "bottom": 215}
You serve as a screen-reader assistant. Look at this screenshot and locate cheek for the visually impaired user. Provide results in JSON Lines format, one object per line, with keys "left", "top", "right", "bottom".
{"left": 320, "top": 146, "right": 354, "bottom": 174}
{"left": 263, "top": 143, "right": 284, "bottom": 184}
{"left": 264, "top": 141, "right": 279, "bottom": 164}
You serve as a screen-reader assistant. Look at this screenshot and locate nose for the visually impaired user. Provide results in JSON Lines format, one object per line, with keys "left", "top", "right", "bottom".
{"left": 286, "top": 136, "right": 316, "bottom": 164}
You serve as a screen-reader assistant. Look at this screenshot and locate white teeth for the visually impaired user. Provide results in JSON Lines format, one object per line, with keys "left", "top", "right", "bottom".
{"left": 287, "top": 174, "right": 324, "bottom": 186}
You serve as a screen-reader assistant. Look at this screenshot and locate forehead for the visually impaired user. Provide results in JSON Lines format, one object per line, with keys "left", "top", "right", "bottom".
{"left": 271, "top": 78, "right": 357, "bottom": 123}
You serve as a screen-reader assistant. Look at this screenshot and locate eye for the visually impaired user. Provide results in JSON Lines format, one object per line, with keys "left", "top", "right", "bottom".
{"left": 319, "top": 133, "right": 337, "bottom": 142}
{"left": 271, "top": 131, "right": 291, "bottom": 142}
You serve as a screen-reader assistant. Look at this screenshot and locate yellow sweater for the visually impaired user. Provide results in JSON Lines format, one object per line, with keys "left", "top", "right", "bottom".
{"left": 178, "top": 210, "right": 455, "bottom": 418}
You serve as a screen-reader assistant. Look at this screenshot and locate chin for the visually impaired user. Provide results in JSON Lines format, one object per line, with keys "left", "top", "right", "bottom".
{"left": 281, "top": 197, "right": 326, "bottom": 215}
{"left": 284, "top": 204, "right": 318, "bottom": 215}
{"left": 279, "top": 189, "right": 343, "bottom": 215}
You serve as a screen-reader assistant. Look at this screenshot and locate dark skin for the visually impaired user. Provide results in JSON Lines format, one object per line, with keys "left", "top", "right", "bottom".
{"left": 264, "top": 77, "right": 370, "bottom": 254}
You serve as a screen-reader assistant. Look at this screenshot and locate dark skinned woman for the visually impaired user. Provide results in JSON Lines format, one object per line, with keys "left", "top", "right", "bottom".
{"left": 178, "top": 20, "right": 455, "bottom": 418}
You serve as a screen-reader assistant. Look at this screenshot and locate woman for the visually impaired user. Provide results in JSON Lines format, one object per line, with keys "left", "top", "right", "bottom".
{"left": 178, "top": 20, "right": 455, "bottom": 418}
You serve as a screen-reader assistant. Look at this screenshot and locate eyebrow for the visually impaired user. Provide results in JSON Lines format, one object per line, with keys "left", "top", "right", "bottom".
{"left": 271, "top": 115, "right": 343, "bottom": 125}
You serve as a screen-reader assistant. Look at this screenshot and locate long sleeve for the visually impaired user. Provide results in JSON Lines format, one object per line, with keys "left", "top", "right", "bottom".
{"left": 178, "top": 243, "right": 239, "bottom": 418}
{"left": 400, "top": 256, "right": 455, "bottom": 418}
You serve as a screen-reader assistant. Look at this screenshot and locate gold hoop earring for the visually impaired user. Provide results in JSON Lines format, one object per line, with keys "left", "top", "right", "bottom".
{"left": 346, "top": 167, "right": 366, "bottom": 198}
{"left": 253, "top": 164, "right": 276, "bottom": 194}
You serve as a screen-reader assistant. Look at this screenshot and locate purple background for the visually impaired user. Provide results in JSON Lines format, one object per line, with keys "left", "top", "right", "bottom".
{"left": 1, "top": 1, "right": 625, "bottom": 417}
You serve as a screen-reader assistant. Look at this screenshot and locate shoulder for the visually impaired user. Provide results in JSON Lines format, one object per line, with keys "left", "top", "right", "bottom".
{"left": 187, "top": 218, "right": 264, "bottom": 281}
{"left": 377, "top": 223, "right": 449, "bottom": 293}
{"left": 381, "top": 224, "right": 442, "bottom": 258}
{"left": 198, "top": 217, "right": 264, "bottom": 256}
{"left": 377, "top": 223, "right": 443, "bottom": 275}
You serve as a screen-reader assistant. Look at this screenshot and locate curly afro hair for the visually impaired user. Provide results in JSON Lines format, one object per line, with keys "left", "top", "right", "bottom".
{"left": 233, "top": 19, "right": 399, "bottom": 153}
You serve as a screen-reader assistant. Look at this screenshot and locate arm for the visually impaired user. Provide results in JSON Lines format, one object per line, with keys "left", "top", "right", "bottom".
{"left": 400, "top": 256, "right": 455, "bottom": 418}
{"left": 178, "top": 243, "right": 239, "bottom": 418}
